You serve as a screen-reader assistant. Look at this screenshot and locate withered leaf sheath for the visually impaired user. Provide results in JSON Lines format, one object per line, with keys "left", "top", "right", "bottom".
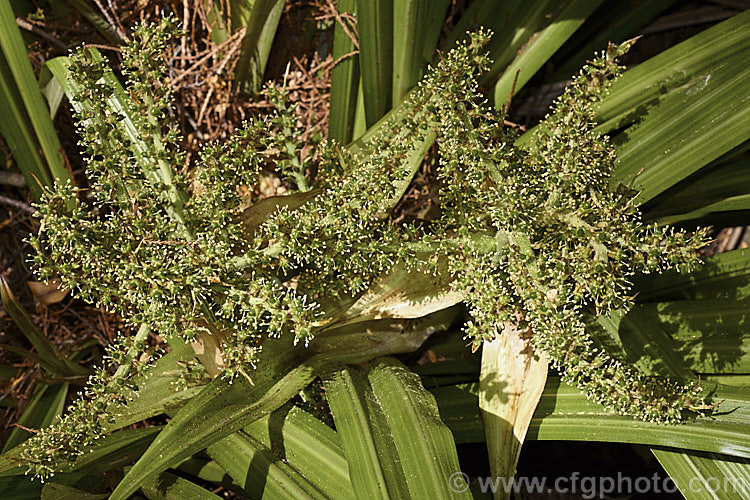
{"left": 24, "top": 20, "right": 708, "bottom": 478}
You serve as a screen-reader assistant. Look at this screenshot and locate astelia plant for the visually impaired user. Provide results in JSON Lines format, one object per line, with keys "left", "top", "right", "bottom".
{"left": 5, "top": 12, "right": 714, "bottom": 491}
{"left": 1, "top": 2, "right": 749, "bottom": 497}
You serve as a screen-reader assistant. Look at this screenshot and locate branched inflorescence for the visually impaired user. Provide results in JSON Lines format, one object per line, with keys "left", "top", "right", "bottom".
{"left": 430, "top": 39, "right": 709, "bottom": 422}
{"left": 25, "top": 19, "right": 708, "bottom": 478}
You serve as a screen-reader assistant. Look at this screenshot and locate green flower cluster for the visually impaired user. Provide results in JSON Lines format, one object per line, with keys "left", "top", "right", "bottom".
{"left": 25, "top": 18, "right": 709, "bottom": 478}
{"left": 20, "top": 327, "right": 157, "bottom": 478}
{"left": 426, "top": 39, "right": 709, "bottom": 422}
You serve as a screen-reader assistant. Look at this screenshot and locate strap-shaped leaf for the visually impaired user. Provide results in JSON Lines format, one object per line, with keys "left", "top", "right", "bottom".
{"left": 67, "top": 427, "right": 162, "bottom": 476}
{"left": 2, "top": 383, "right": 68, "bottom": 452}
{"left": 0, "top": 427, "right": 161, "bottom": 477}
{"left": 632, "top": 300, "right": 750, "bottom": 374}
{"left": 139, "top": 470, "right": 222, "bottom": 500}
{"left": 45, "top": 50, "right": 189, "bottom": 226}
{"left": 41, "top": 482, "right": 107, "bottom": 499}
{"left": 550, "top": 0, "right": 678, "bottom": 80}
{"left": 0, "top": 277, "right": 88, "bottom": 379}
{"left": 434, "top": 380, "right": 750, "bottom": 458}
{"left": 63, "top": 0, "right": 124, "bottom": 45}
{"left": 645, "top": 143, "right": 750, "bottom": 225}
{"left": 109, "top": 313, "right": 454, "bottom": 500}
{"left": 0, "top": 0, "right": 70, "bottom": 195}
{"left": 392, "top": 0, "right": 449, "bottom": 104}
{"left": 208, "top": 430, "right": 328, "bottom": 499}
{"left": 596, "top": 10, "right": 750, "bottom": 131}
{"left": 230, "top": 0, "right": 284, "bottom": 93}
{"left": 653, "top": 193, "right": 750, "bottom": 226}
{"left": 444, "top": 0, "right": 548, "bottom": 85}
{"left": 652, "top": 448, "right": 750, "bottom": 500}
{"left": 612, "top": 51, "right": 750, "bottom": 204}
{"left": 597, "top": 308, "right": 696, "bottom": 379}
{"left": 324, "top": 366, "right": 409, "bottom": 499}
{"left": 242, "top": 405, "right": 354, "bottom": 499}
{"left": 329, "top": 0, "right": 359, "bottom": 144}
{"left": 0, "top": 50, "right": 49, "bottom": 200}
{"left": 479, "top": 330, "right": 548, "bottom": 499}
{"left": 101, "top": 339, "right": 202, "bottom": 433}
{"left": 367, "top": 357, "right": 472, "bottom": 499}
{"left": 492, "top": 0, "right": 605, "bottom": 107}
{"left": 608, "top": 309, "right": 750, "bottom": 500}
{"left": 634, "top": 248, "right": 750, "bottom": 303}
{"left": 356, "top": 0, "right": 393, "bottom": 128}
{"left": 175, "top": 457, "right": 241, "bottom": 494}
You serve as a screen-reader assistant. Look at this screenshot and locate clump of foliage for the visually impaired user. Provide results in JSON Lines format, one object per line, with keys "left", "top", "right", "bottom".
{"left": 23, "top": 18, "right": 708, "bottom": 478}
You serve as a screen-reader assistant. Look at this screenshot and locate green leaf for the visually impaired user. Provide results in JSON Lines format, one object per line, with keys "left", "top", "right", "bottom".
{"left": 45, "top": 50, "right": 189, "bottom": 226}
{"left": 0, "top": 365, "right": 17, "bottom": 381}
{"left": 41, "top": 483, "right": 107, "bottom": 500}
{"left": 341, "top": 88, "right": 438, "bottom": 212}
{"left": 0, "top": 426, "right": 163, "bottom": 478}
{"left": 242, "top": 405, "right": 354, "bottom": 499}
{"left": 139, "top": 470, "right": 222, "bottom": 500}
{"left": 0, "top": 474, "right": 81, "bottom": 500}
{"left": 0, "top": 477, "right": 42, "bottom": 499}
{"left": 61, "top": 0, "right": 124, "bottom": 45}
{"left": 356, "top": 0, "right": 393, "bottom": 128}
{"left": 587, "top": 303, "right": 749, "bottom": 496}
{"left": 612, "top": 62, "right": 750, "bottom": 204}
{"left": 2, "top": 383, "right": 68, "bottom": 452}
{"left": 101, "top": 341, "right": 203, "bottom": 432}
{"left": 68, "top": 427, "right": 163, "bottom": 475}
{"left": 230, "top": 0, "right": 284, "bottom": 93}
{"left": 0, "top": 50, "right": 49, "bottom": 199}
{"left": 109, "top": 312, "right": 455, "bottom": 500}
{"left": 328, "top": 0, "right": 359, "bottom": 144}
{"left": 444, "top": 0, "right": 546, "bottom": 86}
{"left": 38, "top": 64, "right": 65, "bottom": 119}
{"left": 345, "top": 85, "right": 418, "bottom": 156}
{"left": 605, "top": 302, "right": 750, "bottom": 500}
{"left": 367, "top": 357, "right": 472, "bottom": 499}
{"left": 653, "top": 193, "right": 750, "bottom": 226}
{"left": 0, "top": 277, "right": 88, "bottom": 379}
{"left": 492, "top": 0, "right": 605, "bottom": 108}
{"left": 597, "top": 308, "right": 696, "bottom": 379}
{"left": 644, "top": 145, "right": 750, "bottom": 224}
{"left": 237, "top": 190, "right": 321, "bottom": 239}
{"left": 109, "top": 339, "right": 319, "bottom": 500}
{"left": 352, "top": 79, "right": 367, "bottom": 140}
{"left": 634, "top": 248, "right": 750, "bottom": 303}
{"left": 652, "top": 448, "right": 750, "bottom": 499}
{"left": 391, "top": 0, "right": 449, "bottom": 105}
{"left": 0, "top": 0, "right": 71, "bottom": 191}
{"left": 606, "top": 12, "right": 750, "bottom": 204}
{"left": 205, "top": 1, "right": 230, "bottom": 45}
{"left": 596, "top": 10, "right": 750, "bottom": 132}
{"left": 704, "top": 375, "right": 750, "bottom": 388}
{"left": 434, "top": 379, "right": 750, "bottom": 458}
{"left": 175, "top": 457, "right": 240, "bottom": 494}
{"left": 632, "top": 300, "right": 750, "bottom": 374}
{"left": 375, "top": 129, "right": 437, "bottom": 218}
{"left": 208, "top": 430, "right": 328, "bottom": 499}
{"left": 0, "top": 344, "right": 51, "bottom": 371}
{"left": 550, "top": 0, "right": 678, "bottom": 81}
{"left": 0, "top": 470, "right": 113, "bottom": 498}
{"left": 323, "top": 366, "right": 410, "bottom": 499}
